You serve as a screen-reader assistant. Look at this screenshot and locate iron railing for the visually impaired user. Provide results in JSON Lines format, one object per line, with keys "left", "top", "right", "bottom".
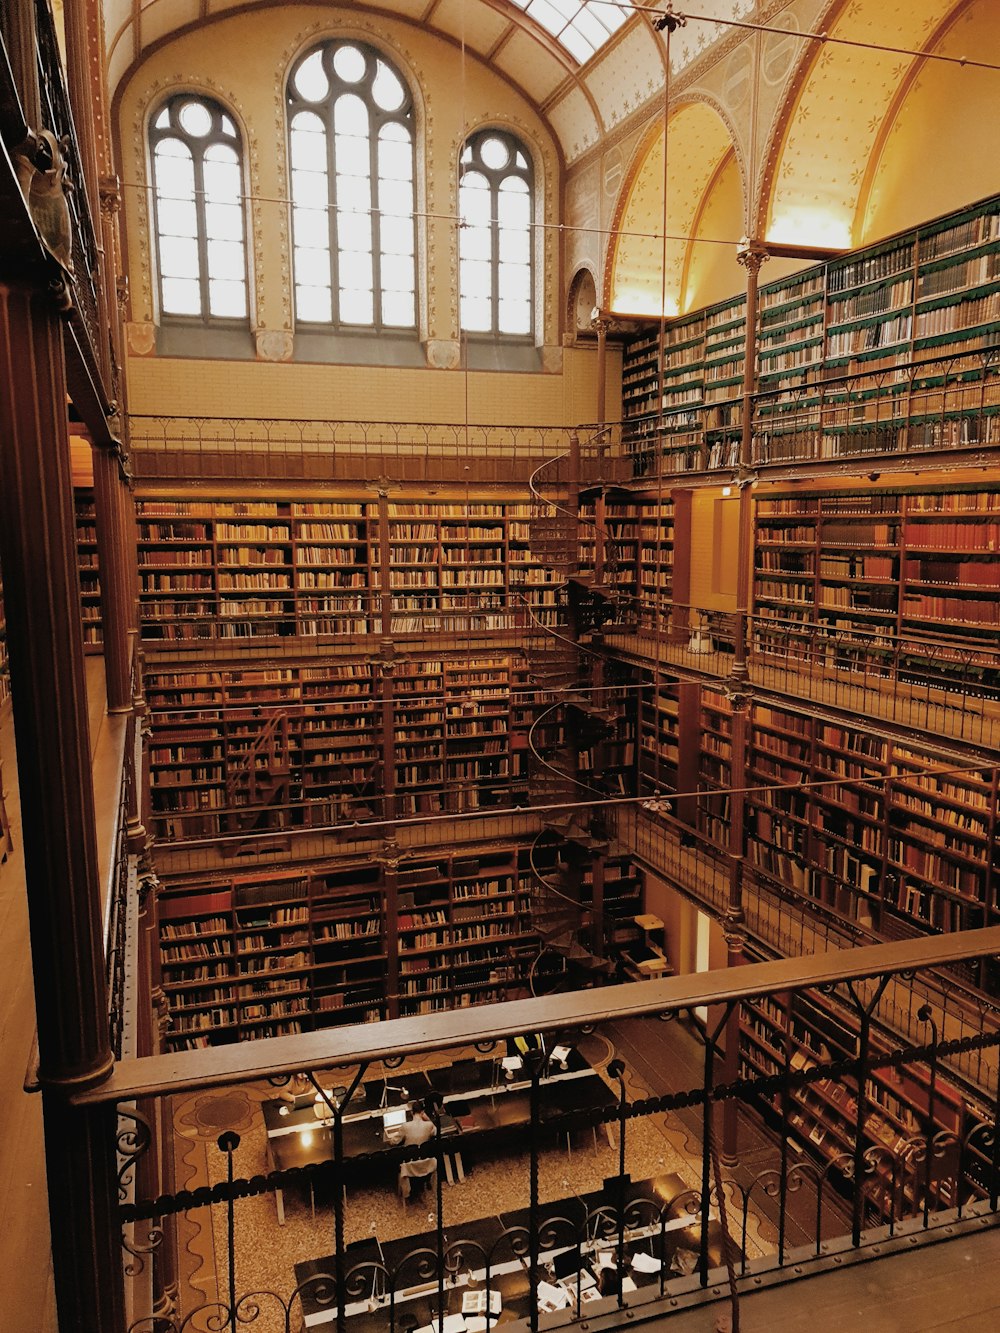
{"left": 604, "top": 603, "right": 1000, "bottom": 749}
{"left": 79, "top": 929, "right": 1000, "bottom": 1332}
{"left": 129, "top": 418, "right": 586, "bottom": 484}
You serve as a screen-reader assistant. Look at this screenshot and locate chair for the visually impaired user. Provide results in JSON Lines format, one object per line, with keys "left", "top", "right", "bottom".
{"left": 398, "top": 1157, "right": 437, "bottom": 1205}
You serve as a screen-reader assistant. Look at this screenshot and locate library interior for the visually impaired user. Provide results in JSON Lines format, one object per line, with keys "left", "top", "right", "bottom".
{"left": 3, "top": 1, "right": 1000, "bottom": 1330}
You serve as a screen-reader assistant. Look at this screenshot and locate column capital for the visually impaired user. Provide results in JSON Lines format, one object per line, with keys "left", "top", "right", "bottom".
{"left": 736, "top": 239, "right": 770, "bottom": 276}
{"left": 98, "top": 174, "right": 122, "bottom": 216}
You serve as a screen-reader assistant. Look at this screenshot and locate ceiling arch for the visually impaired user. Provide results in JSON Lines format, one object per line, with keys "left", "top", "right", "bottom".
{"left": 605, "top": 98, "right": 740, "bottom": 317}
{"left": 103, "top": 0, "right": 613, "bottom": 154}
{"left": 761, "top": 0, "right": 973, "bottom": 250}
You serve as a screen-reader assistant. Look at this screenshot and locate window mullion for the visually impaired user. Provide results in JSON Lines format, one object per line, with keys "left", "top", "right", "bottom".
{"left": 327, "top": 99, "right": 341, "bottom": 327}
{"left": 370, "top": 108, "right": 383, "bottom": 333}
{"left": 194, "top": 148, "right": 211, "bottom": 319}
{"left": 491, "top": 175, "right": 501, "bottom": 336}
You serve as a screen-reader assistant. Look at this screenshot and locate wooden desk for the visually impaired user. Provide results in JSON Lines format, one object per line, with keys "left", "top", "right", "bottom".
{"left": 294, "top": 1172, "right": 720, "bottom": 1329}
{"left": 263, "top": 1051, "right": 613, "bottom": 1223}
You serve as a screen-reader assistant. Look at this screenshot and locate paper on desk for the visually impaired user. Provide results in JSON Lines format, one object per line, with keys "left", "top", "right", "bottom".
{"left": 630, "top": 1251, "right": 662, "bottom": 1274}
{"left": 536, "top": 1280, "right": 571, "bottom": 1312}
{"left": 414, "top": 1315, "right": 466, "bottom": 1333}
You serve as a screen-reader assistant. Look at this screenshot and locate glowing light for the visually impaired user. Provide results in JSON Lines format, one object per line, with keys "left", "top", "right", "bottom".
{"left": 722, "top": 486, "right": 733, "bottom": 497}
{"left": 767, "top": 207, "right": 852, "bottom": 251}
{"left": 301, "top": 1129, "right": 314, "bottom": 1148}
{"left": 609, "top": 287, "right": 680, "bottom": 319}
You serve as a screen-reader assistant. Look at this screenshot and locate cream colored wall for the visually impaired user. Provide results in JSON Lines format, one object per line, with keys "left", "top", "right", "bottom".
{"left": 117, "top": 5, "right": 593, "bottom": 425}
{"left": 688, "top": 488, "right": 740, "bottom": 612}
{"left": 860, "top": 4, "right": 1000, "bottom": 243}
{"left": 126, "top": 343, "right": 608, "bottom": 426}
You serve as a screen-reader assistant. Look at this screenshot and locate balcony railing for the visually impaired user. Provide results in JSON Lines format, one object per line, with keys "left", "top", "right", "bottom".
{"left": 79, "top": 928, "right": 1000, "bottom": 1332}
{"left": 129, "top": 418, "right": 585, "bottom": 485}
{"left": 603, "top": 603, "right": 1000, "bottom": 750}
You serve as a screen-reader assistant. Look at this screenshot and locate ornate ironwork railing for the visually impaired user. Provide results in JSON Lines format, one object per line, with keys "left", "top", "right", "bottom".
{"left": 128, "top": 418, "right": 586, "bottom": 484}
{"left": 80, "top": 929, "right": 1000, "bottom": 1332}
{"left": 603, "top": 603, "right": 1000, "bottom": 750}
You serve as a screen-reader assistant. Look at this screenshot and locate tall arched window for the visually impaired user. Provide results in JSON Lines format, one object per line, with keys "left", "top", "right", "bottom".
{"left": 459, "top": 130, "right": 533, "bottom": 338}
{"left": 150, "top": 95, "right": 248, "bottom": 320}
{"left": 287, "top": 42, "right": 416, "bottom": 329}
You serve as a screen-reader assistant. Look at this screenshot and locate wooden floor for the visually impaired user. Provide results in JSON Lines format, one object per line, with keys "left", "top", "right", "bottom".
{"left": 640, "top": 1223, "right": 1000, "bottom": 1331}
{"left": 0, "top": 697, "right": 57, "bottom": 1330}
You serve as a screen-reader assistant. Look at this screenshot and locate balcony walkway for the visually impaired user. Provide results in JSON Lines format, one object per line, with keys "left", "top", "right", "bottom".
{"left": 602, "top": 630, "right": 1000, "bottom": 752}
{"left": 642, "top": 1221, "right": 1000, "bottom": 1332}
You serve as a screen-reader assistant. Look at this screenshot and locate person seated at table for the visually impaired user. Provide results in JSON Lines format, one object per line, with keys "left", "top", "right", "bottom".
{"left": 386, "top": 1100, "right": 437, "bottom": 1199}
{"left": 279, "top": 1071, "right": 312, "bottom": 1107}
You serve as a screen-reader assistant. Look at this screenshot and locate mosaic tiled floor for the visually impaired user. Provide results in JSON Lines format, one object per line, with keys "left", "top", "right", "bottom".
{"left": 168, "top": 1034, "right": 772, "bottom": 1329}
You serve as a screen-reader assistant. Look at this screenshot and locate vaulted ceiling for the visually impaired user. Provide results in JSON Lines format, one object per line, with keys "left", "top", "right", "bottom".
{"left": 605, "top": 0, "right": 1000, "bottom": 316}
{"left": 100, "top": 0, "right": 756, "bottom": 165}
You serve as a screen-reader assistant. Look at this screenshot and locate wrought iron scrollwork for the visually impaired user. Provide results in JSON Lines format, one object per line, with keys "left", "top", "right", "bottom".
{"left": 117, "top": 1106, "right": 154, "bottom": 1200}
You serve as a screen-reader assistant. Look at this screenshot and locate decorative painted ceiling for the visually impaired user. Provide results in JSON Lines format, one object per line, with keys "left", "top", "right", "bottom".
{"left": 605, "top": 0, "right": 999, "bottom": 316}
{"left": 101, "top": 0, "right": 751, "bottom": 163}
{"left": 608, "top": 102, "right": 736, "bottom": 316}
{"left": 101, "top": 0, "right": 1000, "bottom": 318}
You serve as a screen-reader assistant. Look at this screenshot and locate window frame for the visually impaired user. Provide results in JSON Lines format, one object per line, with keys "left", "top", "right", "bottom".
{"left": 459, "top": 128, "right": 536, "bottom": 342}
{"left": 148, "top": 93, "right": 250, "bottom": 327}
{"left": 286, "top": 39, "right": 418, "bottom": 333}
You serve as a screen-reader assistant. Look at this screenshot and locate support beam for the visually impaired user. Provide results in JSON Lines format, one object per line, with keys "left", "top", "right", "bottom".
{"left": 0, "top": 279, "right": 125, "bottom": 1330}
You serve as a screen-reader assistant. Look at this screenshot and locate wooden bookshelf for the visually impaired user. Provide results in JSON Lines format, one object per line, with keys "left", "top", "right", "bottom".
{"left": 131, "top": 492, "right": 560, "bottom": 643}
{"left": 156, "top": 844, "right": 551, "bottom": 1046}
{"left": 75, "top": 488, "right": 102, "bottom": 651}
{"left": 621, "top": 191, "right": 1000, "bottom": 472}
{"left": 145, "top": 650, "right": 537, "bottom": 838}
{"left": 753, "top": 485, "right": 1000, "bottom": 679}
{"left": 738, "top": 981, "right": 981, "bottom": 1219}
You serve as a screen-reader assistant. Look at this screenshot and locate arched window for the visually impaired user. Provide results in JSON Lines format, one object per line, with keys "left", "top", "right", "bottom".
{"left": 459, "top": 130, "right": 533, "bottom": 338}
{"left": 287, "top": 41, "right": 416, "bottom": 329}
{"left": 150, "top": 95, "right": 248, "bottom": 320}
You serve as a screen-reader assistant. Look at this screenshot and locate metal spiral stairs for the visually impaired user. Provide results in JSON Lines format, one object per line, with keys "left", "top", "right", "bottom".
{"left": 221, "top": 707, "right": 380, "bottom": 851}
{"left": 521, "top": 432, "right": 635, "bottom": 993}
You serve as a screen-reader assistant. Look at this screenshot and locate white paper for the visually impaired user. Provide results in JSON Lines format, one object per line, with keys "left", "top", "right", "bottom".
{"left": 630, "top": 1251, "right": 662, "bottom": 1274}
{"left": 536, "top": 1280, "right": 571, "bottom": 1312}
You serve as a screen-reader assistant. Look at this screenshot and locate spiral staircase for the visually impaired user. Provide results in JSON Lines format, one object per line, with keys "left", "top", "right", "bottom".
{"left": 521, "top": 432, "right": 636, "bottom": 991}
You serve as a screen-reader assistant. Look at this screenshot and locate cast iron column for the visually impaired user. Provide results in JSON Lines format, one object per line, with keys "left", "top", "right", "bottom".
{"left": 0, "top": 280, "right": 126, "bottom": 1330}
{"left": 92, "top": 444, "right": 133, "bottom": 711}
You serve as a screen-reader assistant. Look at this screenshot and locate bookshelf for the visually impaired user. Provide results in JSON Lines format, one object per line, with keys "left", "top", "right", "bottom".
{"left": 145, "top": 650, "right": 536, "bottom": 839}
{"left": 753, "top": 485, "right": 1000, "bottom": 684}
{"left": 132, "top": 493, "right": 560, "bottom": 643}
{"left": 395, "top": 848, "right": 537, "bottom": 1017}
{"left": 156, "top": 844, "right": 547, "bottom": 1045}
{"left": 744, "top": 701, "right": 998, "bottom": 970}
{"left": 621, "top": 191, "right": 1000, "bottom": 471}
{"left": 738, "top": 981, "right": 975, "bottom": 1219}
{"left": 620, "top": 315, "right": 705, "bottom": 475}
{"left": 75, "top": 489, "right": 102, "bottom": 651}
